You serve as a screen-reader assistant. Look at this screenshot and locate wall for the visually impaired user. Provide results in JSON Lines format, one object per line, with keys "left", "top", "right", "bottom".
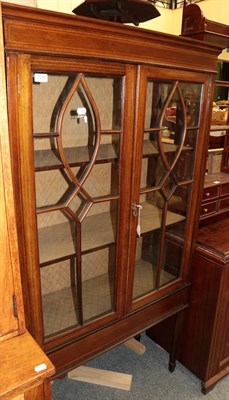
{"left": 2, "top": 0, "right": 229, "bottom": 29}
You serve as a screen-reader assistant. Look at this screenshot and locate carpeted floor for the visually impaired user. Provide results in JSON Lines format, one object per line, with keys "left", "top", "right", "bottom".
{"left": 52, "top": 334, "right": 229, "bottom": 400}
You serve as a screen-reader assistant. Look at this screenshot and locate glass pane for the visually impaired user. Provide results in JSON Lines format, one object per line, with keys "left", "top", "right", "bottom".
{"left": 37, "top": 211, "right": 78, "bottom": 266}
{"left": 33, "top": 74, "right": 70, "bottom": 134}
{"left": 159, "top": 185, "right": 190, "bottom": 287}
{"left": 86, "top": 76, "right": 122, "bottom": 130}
{"left": 133, "top": 192, "right": 164, "bottom": 299}
{"left": 144, "top": 80, "right": 202, "bottom": 135}
{"left": 35, "top": 169, "right": 75, "bottom": 208}
{"left": 33, "top": 73, "right": 122, "bottom": 133}
{"left": 133, "top": 231, "right": 160, "bottom": 299}
{"left": 173, "top": 147, "right": 195, "bottom": 181}
{"left": 133, "top": 182, "right": 191, "bottom": 299}
{"left": 60, "top": 79, "right": 98, "bottom": 184}
{"left": 81, "top": 201, "right": 117, "bottom": 253}
{"left": 81, "top": 202, "right": 117, "bottom": 321}
{"left": 141, "top": 133, "right": 167, "bottom": 190}
{"left": 82, "top": 134, "right": 120, "bottom": 197}
{"left": 179, "top": 82, "right": 202, "bottom": 127}
{"left": 82, "top": 161, "right": 119, "bottom": 197}
{"left": 82, "top": 247, "right": 115, "bottom": 323}
{"left": 41, "top": 259, "right": 79, "bottom": 338}
{"left": 142, "top": 81, "right": 202, "bottom": 191}
{"left": 144, "top": 81, "right": 173, "bottom": 129}
{"left": 168, "top": 185, "right": 190, "bottom": 218}
{"left": 159, "top": 228, "right": 182, "bottom": 287}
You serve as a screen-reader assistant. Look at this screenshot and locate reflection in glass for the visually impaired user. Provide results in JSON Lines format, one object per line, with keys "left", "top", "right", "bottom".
{"left": 141, "top": 138, "right": 167, "bottom": 190}
{"left": 179, "top": 82, "right": 202, "bottom": 127}
{"left": 159, "top": 186, "right": 190, "bottom": 287}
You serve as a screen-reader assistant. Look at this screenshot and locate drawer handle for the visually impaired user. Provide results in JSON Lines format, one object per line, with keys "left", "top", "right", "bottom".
{"left": 204, "top": 208, "right": 208, "bottom": 213}
{"left": 205, "top": 192, "right": 210, "bottom": 197}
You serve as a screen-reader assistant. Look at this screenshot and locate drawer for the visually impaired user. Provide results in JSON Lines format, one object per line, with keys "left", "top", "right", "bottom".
{"left": 200, "top": 201, "right": 217, "bottom": 216}
{"left": 202, "top": 186, "right": 219, "bottom": 201}
{"left": 219, "top": 197, "right": 229, "bottom": 211}
{"left": 221, "top": 183, "right": 229, "bottom": 196}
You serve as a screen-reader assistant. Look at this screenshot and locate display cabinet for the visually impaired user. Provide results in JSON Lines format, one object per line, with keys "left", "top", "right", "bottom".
{"left": 2, "top": 3, "right": 222, "bottom": 377}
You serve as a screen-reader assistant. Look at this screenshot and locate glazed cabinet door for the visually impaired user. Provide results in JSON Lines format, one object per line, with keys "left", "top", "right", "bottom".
{"left": 8, "top": 55, "right": 135, "bottom": 349}
{"left": 126, "top": 66, "right": 210, "bottom": 311}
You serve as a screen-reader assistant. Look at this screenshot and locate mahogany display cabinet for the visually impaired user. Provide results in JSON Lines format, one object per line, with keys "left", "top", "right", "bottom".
{"left": 1, "top": 2, "right": 222, "bottom": 377}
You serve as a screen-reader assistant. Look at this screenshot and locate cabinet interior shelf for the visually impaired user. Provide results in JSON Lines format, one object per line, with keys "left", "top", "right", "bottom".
{"left": 143, "top": 140, "right": 192, "bottom": 157}
{"left": 43, "top": 257, "right": 176, "bottom": 338}
{"left": 38, "top": 202, "right": 185, "bottom": 266}
{"left": 35, "top": 141, "right": 193, "bottom": 171}
{"left": 35, "top": 143, "right": 119, "bottom": 171}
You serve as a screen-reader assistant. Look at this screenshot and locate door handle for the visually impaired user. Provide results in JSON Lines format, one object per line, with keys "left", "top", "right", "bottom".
{"left": 132, "top": 203, "right": 143, "bottom": 237}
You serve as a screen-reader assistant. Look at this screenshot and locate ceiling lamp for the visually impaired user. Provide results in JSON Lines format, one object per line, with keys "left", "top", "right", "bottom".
{"left": 72, "top": 0, "right": 161, "bottom": 26}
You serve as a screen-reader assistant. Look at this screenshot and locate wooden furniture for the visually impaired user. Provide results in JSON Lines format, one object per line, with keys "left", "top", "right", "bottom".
{"left": 1, "top": 2, "right": 223, "bottom": 378}
{"left": 147, "top": 218, "right": 229, "bottom": 394}
{"left": 181, "top": 3, "right": 229, "bottom": 48}
{"left": 184, "top": 217, "right": 229, "bottom": 394}
{"left": 0, "top": 332, "right": 55, "bottom": 400}
{"left": 200, "top": 172, "right": 229, "bottom": 223}
{"left": 0, "top": 2, "right": 55, "bottom": 398}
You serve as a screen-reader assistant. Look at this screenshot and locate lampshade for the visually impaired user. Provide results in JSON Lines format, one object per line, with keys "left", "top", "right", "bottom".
{"left": 72, "top": 0, "right": 161, "bottom": 26}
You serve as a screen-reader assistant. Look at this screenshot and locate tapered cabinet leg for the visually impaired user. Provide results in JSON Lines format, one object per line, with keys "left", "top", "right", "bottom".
{"left": 168, "top": 310, "right": 185, "bottom": 373}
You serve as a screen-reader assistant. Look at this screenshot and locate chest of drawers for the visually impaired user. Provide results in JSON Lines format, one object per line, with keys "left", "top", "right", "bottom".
{"left": 147, "top": 217, "right": 229, "bottom": 394}
{"left": 200, "top": 172, "right": 229, "bottom": 223}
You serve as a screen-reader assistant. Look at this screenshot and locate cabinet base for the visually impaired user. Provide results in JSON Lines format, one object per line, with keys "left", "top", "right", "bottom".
{"left": 201, "top": 366, "right": 229, "bottom": 395}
